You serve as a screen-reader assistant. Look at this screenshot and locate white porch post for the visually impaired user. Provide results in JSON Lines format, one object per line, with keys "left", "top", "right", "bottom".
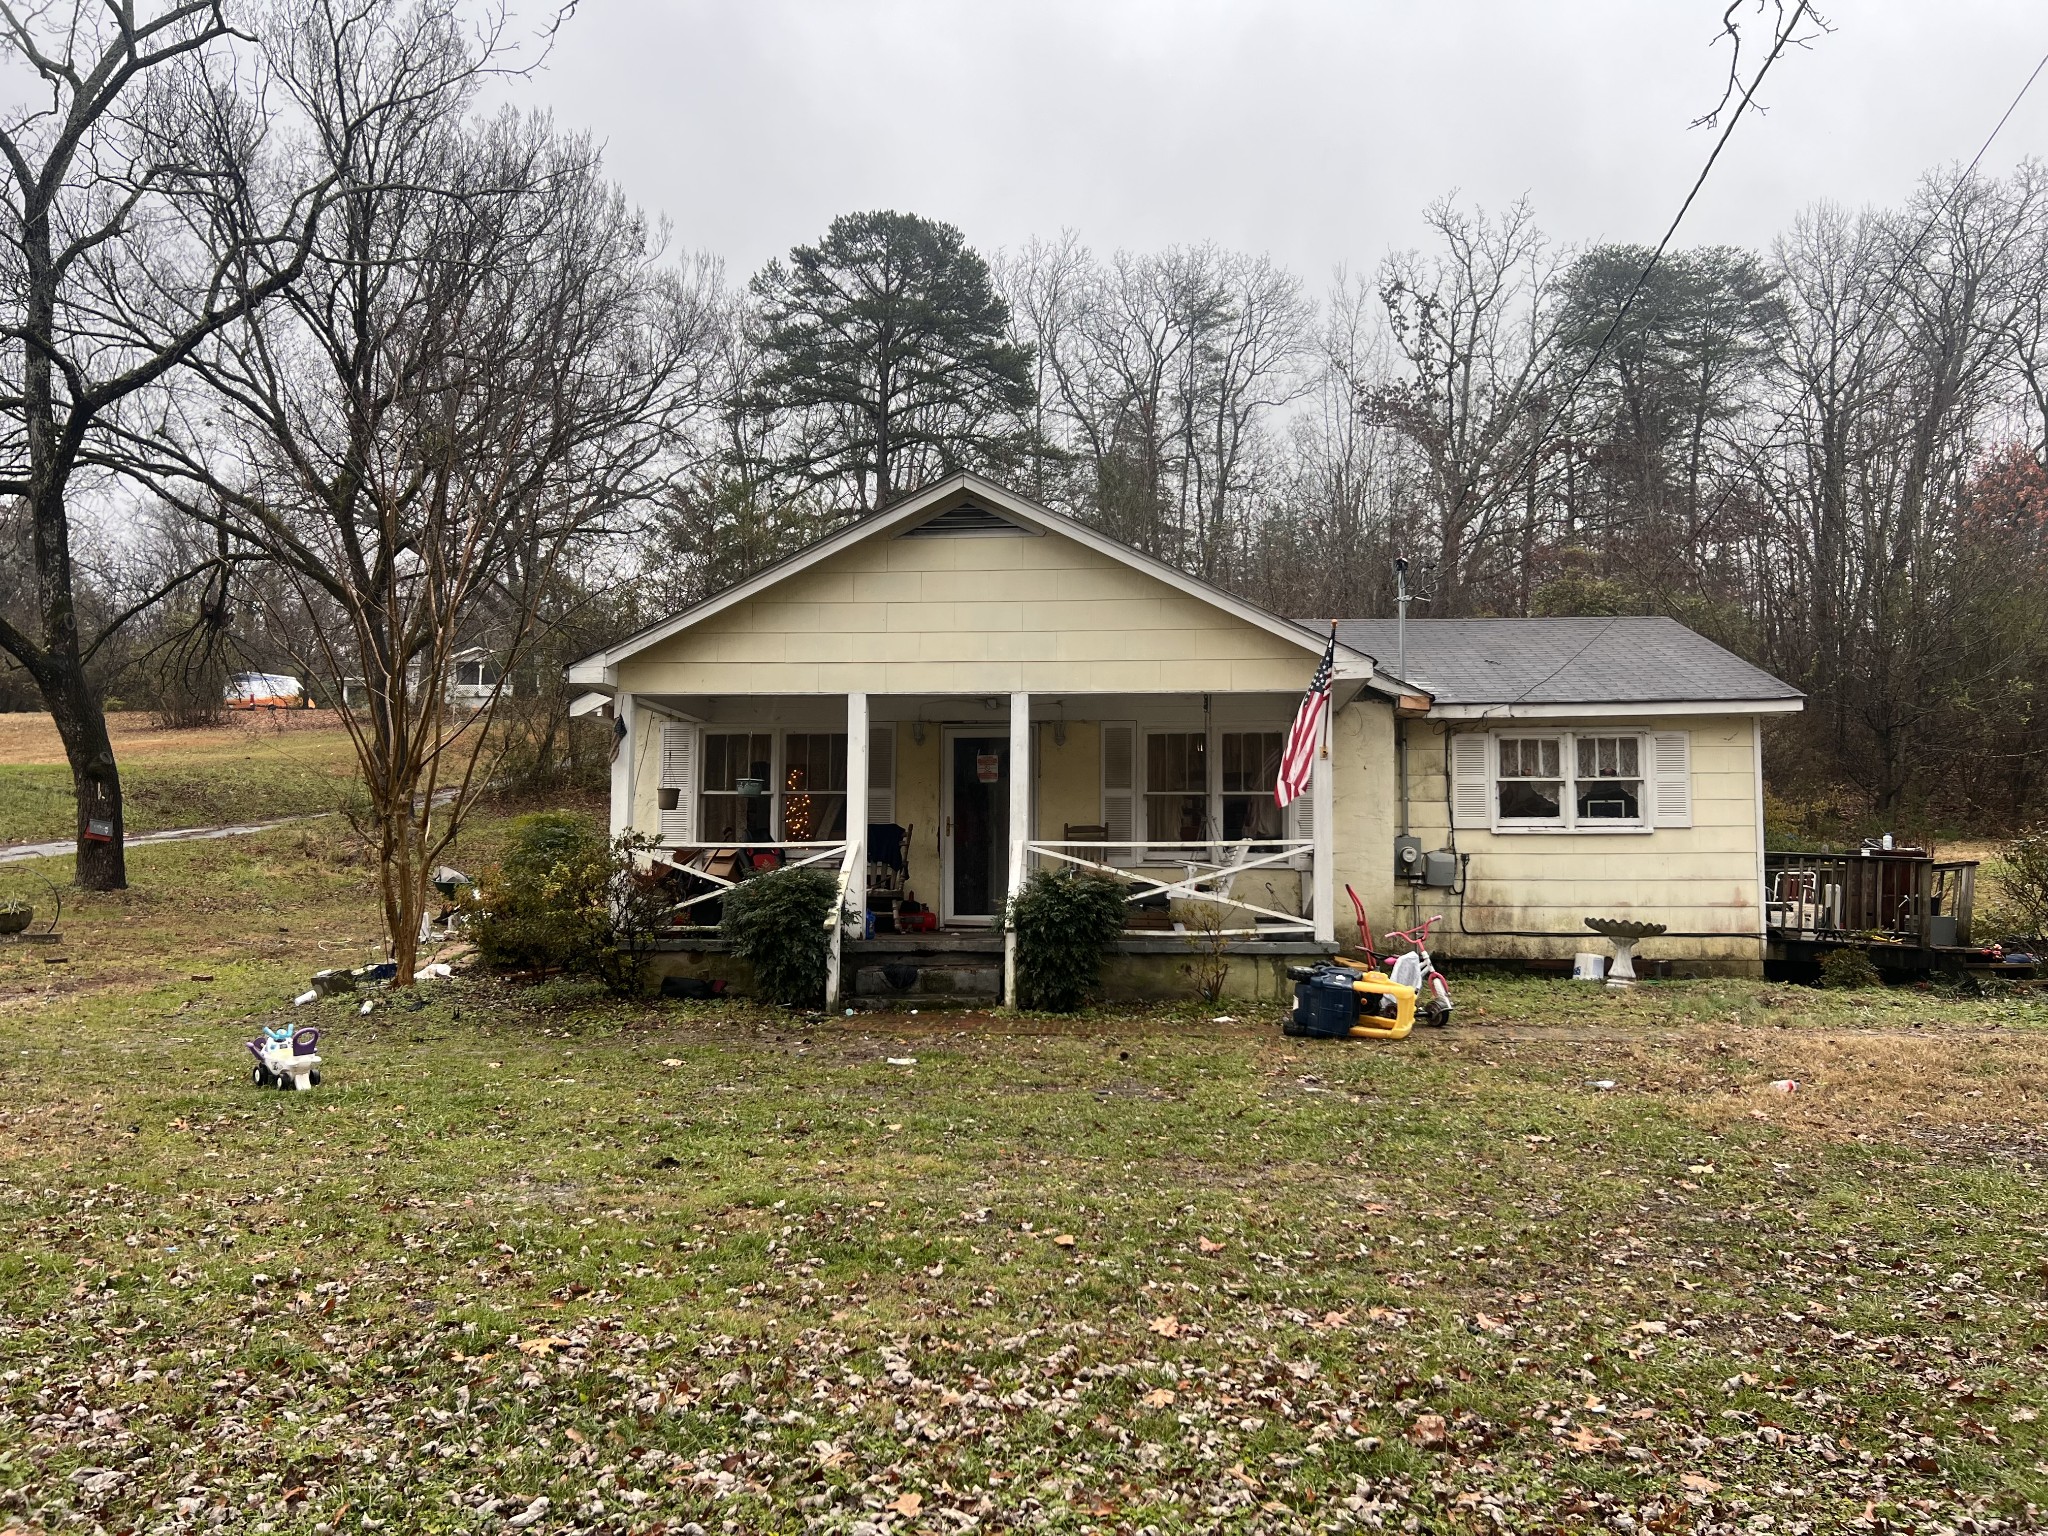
{"left": 1004, "top": 690, "right": 1031, "bottom": 1004}
{"left": 828, "top": 692, "right": 869, "bottom": 1009}
{"left": 609, "top": 692, "right": 636, "bottom": 840}
{"left": 1312, "top": 705, "right": 1335, "bottom": 944}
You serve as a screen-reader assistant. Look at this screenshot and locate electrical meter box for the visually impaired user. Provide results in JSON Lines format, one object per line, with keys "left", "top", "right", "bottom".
{"left": 1394, "top": 835, "right": 1423, "bottom": 882}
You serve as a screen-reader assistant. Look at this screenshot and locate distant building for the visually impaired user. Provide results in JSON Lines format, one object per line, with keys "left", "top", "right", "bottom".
{"left": 225, "top": 672, "right": 304, "bottom": 709}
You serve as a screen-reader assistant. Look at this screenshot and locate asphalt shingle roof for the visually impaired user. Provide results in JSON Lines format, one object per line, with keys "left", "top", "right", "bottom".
{"left": 1323, "top": 616, "right": 1803, "bottom": 707}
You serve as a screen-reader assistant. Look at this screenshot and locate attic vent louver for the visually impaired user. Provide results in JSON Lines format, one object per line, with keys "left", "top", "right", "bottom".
{"left": 900, "top": 500, "right": 1030, "bottom": 538}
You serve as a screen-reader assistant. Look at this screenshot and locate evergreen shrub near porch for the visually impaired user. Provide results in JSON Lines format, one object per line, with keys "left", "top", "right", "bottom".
{"left": 1007, "top": 867, "right": 1128, "bottom": 1012}
{"left": 721, "top": 866, "right": 839, "bottom": 1005}
{"left": 467, "top": 812, "right": 664, "bottom": 996}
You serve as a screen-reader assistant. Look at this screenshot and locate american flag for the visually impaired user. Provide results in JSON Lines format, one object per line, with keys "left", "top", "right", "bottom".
{"left": 1275, "top": 624, "right": 1336, "bottom": 809}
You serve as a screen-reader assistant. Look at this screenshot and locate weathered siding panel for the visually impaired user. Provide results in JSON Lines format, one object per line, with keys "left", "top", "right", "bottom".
{"left": 1401, "top": 715, "right": 1765, "bottom": 969}
{"left": 613, "top": 526, "right": 1322, "bottom": 697}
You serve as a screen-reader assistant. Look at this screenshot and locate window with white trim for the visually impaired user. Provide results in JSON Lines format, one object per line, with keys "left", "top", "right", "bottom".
{"left": 1491, "top": 731, "right": 1648, "bottom": 831}
{"left": 780, "top": 732, "right": 847, "bottom": 840}
{"left": 699, "top": 732, "right": 773, "bottom": 842}
{"left": 1495, "top": 736, "right": 1564, "bottom": 824}
{"left": 1220, "top": 730, "right": 1286, "bottom": 842}
{"left": 695, "top": 730, "right": 850, "bottom": 843}
{"left": 1145, "top": 731, "right": 1209, "bottom": 844}
{"left": 1139, "top": 726, "right": 1297, "bottom": 851}
{"left": 1573, "top": 734, "right": 1642, "bottom": 823}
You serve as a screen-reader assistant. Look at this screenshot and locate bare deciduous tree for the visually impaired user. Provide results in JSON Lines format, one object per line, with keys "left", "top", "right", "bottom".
{"left": 136, "top": 0, "right": 719, "bottom": 979}
{"left": 1369, "top": 197, "right": 1563, "bottom": 615}
{"left": 0, "top": 0, "right": 331, "bottom": 888}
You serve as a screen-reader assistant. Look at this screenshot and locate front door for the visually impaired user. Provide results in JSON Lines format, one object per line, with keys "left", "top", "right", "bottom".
{"left": 942, "top": 731, "right": 1009, "bottom": 925}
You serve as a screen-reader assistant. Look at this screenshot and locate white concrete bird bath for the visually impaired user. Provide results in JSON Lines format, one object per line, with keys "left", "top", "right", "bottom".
{"left": 1585, "top": 918, "right": 1667, "bottom": 988}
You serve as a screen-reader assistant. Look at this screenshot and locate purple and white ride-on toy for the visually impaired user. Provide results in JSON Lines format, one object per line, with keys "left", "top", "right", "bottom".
{"left": 248, "top": 1024, "right": 323, "bottom": 1091}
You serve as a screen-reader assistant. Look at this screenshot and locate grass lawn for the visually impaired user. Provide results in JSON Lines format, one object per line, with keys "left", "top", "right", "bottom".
{"left": 4, "top": 821, "right": 2048, "bottom": 1534}
{"left": 0, "top": 712, "right": 363, "bottom": 846}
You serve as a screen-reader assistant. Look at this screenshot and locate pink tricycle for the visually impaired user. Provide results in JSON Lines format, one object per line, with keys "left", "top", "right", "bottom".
{"left": 1346, "top": 886, "right": 1454, "bottom": 1028}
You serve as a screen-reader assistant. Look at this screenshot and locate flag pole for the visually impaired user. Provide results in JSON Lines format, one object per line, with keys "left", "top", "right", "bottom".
{"left": 1320, "top": 620, "right": 1335, "bottom": 759}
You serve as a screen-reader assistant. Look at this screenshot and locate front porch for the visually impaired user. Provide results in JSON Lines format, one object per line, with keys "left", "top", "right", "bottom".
{"left": 605, "top": 689, "right": 1339, "bottom": 1004}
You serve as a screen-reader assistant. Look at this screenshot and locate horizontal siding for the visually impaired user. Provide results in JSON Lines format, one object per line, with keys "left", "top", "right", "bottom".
{"left": 1395, "top": 714, "right": 1765, "bottom": 965}
{"left": 616, "top": 525, "right": 1322, "bottom": 697}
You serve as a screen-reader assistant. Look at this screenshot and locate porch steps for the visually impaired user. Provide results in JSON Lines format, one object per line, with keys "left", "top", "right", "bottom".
{"left": 847, "top": 932, "right": 1003, "bottom": 1003}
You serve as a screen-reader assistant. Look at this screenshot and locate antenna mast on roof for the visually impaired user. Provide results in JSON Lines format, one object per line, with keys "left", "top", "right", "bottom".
{"left": 1392, "top": 555, "right": 1410, "bottom": 682}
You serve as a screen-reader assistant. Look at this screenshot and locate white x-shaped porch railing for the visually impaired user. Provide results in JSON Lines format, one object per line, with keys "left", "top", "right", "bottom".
{"left": 650, "top": 841, "right": 851, "bottom": 921}
{"left": 1024, "top": 839, "right": 1315, "bottom": 936}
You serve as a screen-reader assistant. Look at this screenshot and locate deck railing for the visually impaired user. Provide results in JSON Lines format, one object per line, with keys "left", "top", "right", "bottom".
{"left": 1763, "top": 850, "right": 1976, "bottom": 948}
{"left": 1025, "top": 839, "right": 1315, "bottom": 937}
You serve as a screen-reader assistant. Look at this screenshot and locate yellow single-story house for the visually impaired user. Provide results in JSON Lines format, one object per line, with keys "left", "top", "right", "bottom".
{"left": 566, "top": 473, "right": 1802, "bottom": 1003}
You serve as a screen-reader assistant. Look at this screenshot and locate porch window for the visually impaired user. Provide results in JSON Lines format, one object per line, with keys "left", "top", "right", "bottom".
{"left": 1145, "top": 732, "right": 1208, "bottom": 843}
{"left": 1220, "top": 730, "right": 1285, "bottom": 842}
{"left": 781, "top": 732, "right": 848, "bottom": 840}
{"left": 453, "top": 657, "right": 500, "bottom": 689}
{"left": 697, "top": 730, "right": 849, "bottom": 842}
{"left": 1139, "top": 727, "right": 1294, "bottom": 849}
{"left": 699, "top": 732, "right": 773, "bottom": 842}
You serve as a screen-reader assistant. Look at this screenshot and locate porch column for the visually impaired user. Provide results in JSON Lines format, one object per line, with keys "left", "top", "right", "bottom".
{"left": 1312, "top": 706, "right": 1335, "bottom": 944}
{"left": 609, "top": 692, "right": 636, "bottom": 840}
{"left": 827, "top": 692, "right": 869, "bottom": 1009}
{"left": 1004, "top": 690, "right": 1031, "bottom": 1004}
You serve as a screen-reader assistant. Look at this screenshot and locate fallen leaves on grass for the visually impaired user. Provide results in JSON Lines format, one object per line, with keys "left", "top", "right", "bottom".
{"left": 1408, "top": 1413, "right": 1449, "bottom": 1449}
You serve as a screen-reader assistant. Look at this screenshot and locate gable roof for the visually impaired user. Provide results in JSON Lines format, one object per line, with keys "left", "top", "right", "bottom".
{"left": 1324, "top": 617, "right": 1803, "bottom": 717}
{"left": 571, "top": 473, "right": 1385, "bottom": 688}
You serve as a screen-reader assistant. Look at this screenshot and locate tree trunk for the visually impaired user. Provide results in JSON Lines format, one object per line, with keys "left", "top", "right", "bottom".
{"left": 43, "top": 666, "right": 127, "bottom": 890}
{"left": 379, "top": 807, "right": 426, "bottom": 984}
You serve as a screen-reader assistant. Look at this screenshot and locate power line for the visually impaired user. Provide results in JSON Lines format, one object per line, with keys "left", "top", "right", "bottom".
{"left": 1872, "top": 43, "right": 2048, "bottom": 298}
{"left": 1566, "top": 1, "right": 1817, "bottom": 404}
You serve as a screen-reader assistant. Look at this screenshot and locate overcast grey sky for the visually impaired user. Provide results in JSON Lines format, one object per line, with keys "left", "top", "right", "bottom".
{"left": 510, "top": 1, "right": 2048, "bottom": 283}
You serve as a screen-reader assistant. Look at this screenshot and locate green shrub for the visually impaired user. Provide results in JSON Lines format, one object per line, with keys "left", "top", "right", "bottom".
{"left": 720, "top": 866, "right": 839, "bottom": 1006}
{"left": 1007, "top": 868, "right": 1127, "bottom": 1012}
{"left": 1995, "top": 827, "right": 2048, "bottom": 940}
{"left": 467, "top": 811, "right": 661, "bottom": 994}
{"left": 1818, "top": 945, "right": 1882, "bottom": 990}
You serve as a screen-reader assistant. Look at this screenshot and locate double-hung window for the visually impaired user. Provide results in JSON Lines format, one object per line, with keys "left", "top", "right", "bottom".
{"left": 699, "top": 732, "right": 774, "bottom": 842}
{"left": 1493, "top": 732, "right": 1646, "bottom": 831}
{"left": 1145, "top": 732, "right": 1209, "bottom": 845}
{"left": 780, "top": 732, "right": 848, "bottom": 840}
{"left": 1139, "top": 726, "right": 1295, "bottom": 854}
{"left": 1220, "top": 730, "right": 1286, "bottom": 842}
{"left": 1573, "top": 735, "right": 1643, "bottom": 823}
{"left": 1495, "top": 736, "right": 1565, "bottom": 823}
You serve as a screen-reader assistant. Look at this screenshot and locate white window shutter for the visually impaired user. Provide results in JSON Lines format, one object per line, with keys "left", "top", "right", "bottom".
{"left": 867, "top": 723, "right": 895, "bottom": 826}
{"left": 658, "top": 722, "right": 695, "bottom": 845}
{"left": 1285, "top": 781, "right": 1313, "bottom": 868}
{"left": 1651, "top": 730, "right": 1692, "bottom": 829}
{"left": 1449, "top": 733, "right": 1491, "bottom": 830}
{"left": 1101, "top": 721, "right": 1137, "bottom": 866}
